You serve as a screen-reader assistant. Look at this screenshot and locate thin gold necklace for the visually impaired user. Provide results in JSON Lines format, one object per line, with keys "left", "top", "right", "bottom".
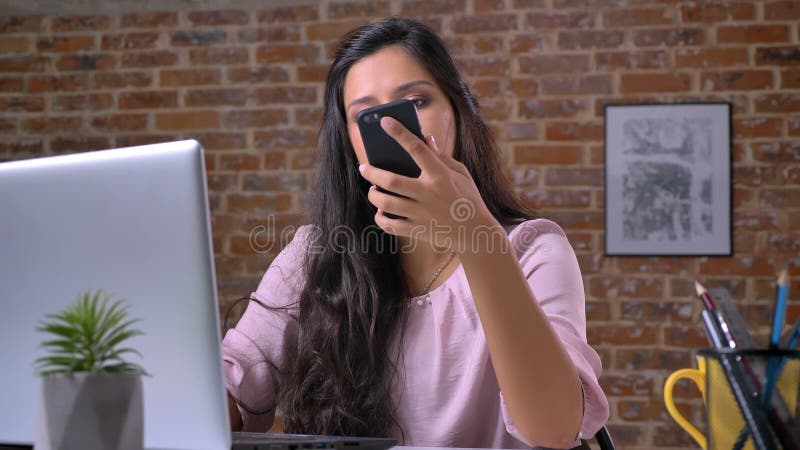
{"left": 410, "top": 250, "right": 456, "bottom": 306}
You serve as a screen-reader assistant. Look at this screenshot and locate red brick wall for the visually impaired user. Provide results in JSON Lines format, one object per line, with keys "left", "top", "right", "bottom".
{"left": 2, "top": 1, "right": 799, "bottom": 448}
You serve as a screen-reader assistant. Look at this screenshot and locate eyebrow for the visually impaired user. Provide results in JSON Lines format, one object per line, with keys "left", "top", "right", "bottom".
{"left": 345, "top": 80, "right": 435, "bottom": 112}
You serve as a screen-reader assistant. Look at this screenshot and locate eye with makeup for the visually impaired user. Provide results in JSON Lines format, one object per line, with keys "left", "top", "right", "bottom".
{"left": 407, "top": 95, "right": 430, "bottom": 109}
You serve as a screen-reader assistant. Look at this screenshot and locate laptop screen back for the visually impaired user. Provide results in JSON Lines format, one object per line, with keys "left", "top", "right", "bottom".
{"left": 0, "top": 140, "right": 231, "bottom": 449}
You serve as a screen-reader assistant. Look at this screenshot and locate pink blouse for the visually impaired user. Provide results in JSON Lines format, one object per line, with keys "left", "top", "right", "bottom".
{"left": 222, "top": 219, "right": 609, "bottom": 448}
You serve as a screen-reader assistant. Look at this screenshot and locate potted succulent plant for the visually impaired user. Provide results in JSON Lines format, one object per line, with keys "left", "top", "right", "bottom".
{"left": 34, "top": 290, "right": 147, "bottom": 450}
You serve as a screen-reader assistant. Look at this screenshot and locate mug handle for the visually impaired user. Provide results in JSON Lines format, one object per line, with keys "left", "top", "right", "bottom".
{"left": 664, "top": 368, "right": 707, "bottom": 450}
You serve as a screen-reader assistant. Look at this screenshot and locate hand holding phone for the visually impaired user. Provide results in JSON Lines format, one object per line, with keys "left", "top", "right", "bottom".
{"left": 356, "top": 99, "right": 424, "bottom": 219}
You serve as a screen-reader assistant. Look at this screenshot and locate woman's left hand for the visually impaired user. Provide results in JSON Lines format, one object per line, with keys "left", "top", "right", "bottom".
{"left": 358, "top": 116, "right": 502, "bottom": 254}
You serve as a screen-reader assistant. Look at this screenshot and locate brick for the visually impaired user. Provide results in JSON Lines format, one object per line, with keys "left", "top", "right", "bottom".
{"left": 120, "top": 11, "right": 178, "bottom": 28}
{"left": 518, "top": 54, "right": 590, "bottom": 74}
{"left": 680, "top": 2, "right": 755, "bottom": 22}
{"left": 256, "top": 5, "right": 319, "bottom": 23}
{"left": 295, "top": 107, "right": 323, "bottom": 124}
{"left": 617, "top": 349, "right": 689, "bottom": 371}
{"left": 306, "top": 20, "right": 365, "bottom": 41}
{"left": 297, "top": 64, "right": 328, "bottom": 83}
{"left": 0, "top": 16, "right": 44, "bottom": 33}
{"left": 28, "top": 74, "right": 89, "bottom": 93}
{"left": 0, "top": 96, "right": 44, "bottom": 112}
{"left": 227, "top": 193, "right": 293, "bottom": 214}
{"left": 0, "top": 77, "right": 22, "bottom": 92}
{"left": 509, "top": 35, "right": 542, "bottom": 54}
{"left": 675, "top": 48, "right": 749, "bottom": 68}
{"left": 264, "top": 152, "right": 288, "bottom": 170}
{"left": 119, "top": 91, "right": 177, "bottom": 109}
{"left": 328, "top": 1, "right": 390, "bottom": 18}
{"left": 156, "top": 111, "right": 220, "bottom": 130}
{"left": 170, "top": 30, "right": 227, "bottom": 46}
{"left": 753, "top": 141, "right": 800, "bottom": 162}
{"left": 36, "top": 35, "right": 94, "bottom": 53}
{"left": 227, "top": 66, "right": 289, "bottom": 83}
{"left": 222, "top": 110, "right": 290, "bottom": 129}
{"left": 22, "top": 116, "right": 83, "bottom": 133}
{"left": 218, "top": 153, "right": 260, "bottom": 171}
{"left": 52, "top": 94, "right": 113, "bottom": 111}
{"left": 765, "top": 1, "right": 800, "bottom": 20}
{"left": 701, "top": 70, "right": 774, "bottom": 91}
{"left": 187, "top": 10, "right": 248, "bottom": 26}
{"left": 513, "top": 0, "right": 546, "bottom": 7}
{"left": 256, "top": 45, "right": 318, "bottom": 64}
{"left": 159, "top": 69, "right": 220, "bottom": 86}
{"left": 790, "top": 117, "right": 800, "bottom": 137}
{"left": 525, "top": 11, "right": 593, "bottom": 29}
{"left": 190, "top": 48, "right": 248, "bottom": 65}
{"left": 620, "top": 300, "right": 694, "bottom": 323}
{"left": 733, "top": 118, "right": 783, "bottom": 139}
{"left": 255, "top": 86, "right": 317, "bottom": 105}
{"left": 599, "top": 374, "right": 654, "bottom": 397}
{"left": 621, "top": 73, "right": 691, "bottom": 93}
{"left": 471, "top": 79, "right": 502, "bottom": 98}
{"left": 56, "top": 54, "right": 116, "bottom": 71}
{"left": 587, "top": 324, "right": 658, "bottom": 345}
{"left": 186, "top": 88, "right": 248, "bottom": 106}
{"left": 755, "top": 94, "right": 800, "bottom": 113}
{"left": 91, "top": 114, "right": 148, "bottom": 132}
{"left": 717, "top": 25, "right": 791, "bottom": 44}
{"left": 0, "top": 138, "right": 41, "bottom": 154}
{"left": 520, "top": 189, "right": 591, "bottom": 208}
{"left": 288, "top": 152, "right": 314, "bottom": 170}
{"left": 756, "top": 46, "right": 800, "bottom": 66}
{"left": 0, "top": 36, "right": 30, "bottom": 53}
{"left": 93, "top": 72, "right": 152, "bottom": 89}
{"left": 557, "top": 30, "right": 624, "bottom": 49}
{"left": 452, "top": 14, "right": 517, "bottom": 34}
{"left": 51, "top": 137, "right": 110, "bottom": 153}
{"left": 589, "top": 276, "right": 665, "bottom": 299}
{"left": 519, "top": 99, "right": 585, "bottom": 118}
{"left": 474, "top": 0, "right": 505, "bottom": 11}
{"left": 540, "top": 75, "right": 612, "bottom": 96}
{"left": 121, "top": 50, "right": 177, "bottom": 68}
{"left": 617, "top": 257, "right": 697, "bottom": 275}
{"left": 603, "top": 8, "right": 672, "bottom": 27}
{"left": 545, "top": 168, "right": 603, "bottom": 186}
{"left": 698, "top": 256, "right": 775, "bottom": 276}
{"left": 242, "top": 173, "right": 307, "bottom": 192}
{"left": 253, "top": 129, "right": 316, "bottom": 150}
{"left": 633, "top": 28, "right": 704, "bottom": 47}
{"left": 545, "top": 122, "right": 603, "bottom": 142}
{"left": 238, "top": 26, "right": 301, "bottom": 44}
{"left": 595, "top": 50, "right": 667, "bottom": 70}
{"left": 101, "top": 32, "right": 159, "bottom": 50}
{"left": 52, "top": 15, "right": 110, "bottom": 32}
{"left": 456, "top": 56, "right": 510, "bottom": 77}
{"left": 474, "top": 36, "right": 504, "bottom": 54}
{"left": 186, "top": 132, "right": 247, "bottom": 151}
{"left": 400, "top": 0, "right": 466, "bottom": 15}
{"left": 514, "top": 145, "right": 582, "bottom": 165}
{"left": 783, "top": 69, "right": 800, "bottom": 89}
{"left": 0, "top": 55, "right": 47, "bottom": 73}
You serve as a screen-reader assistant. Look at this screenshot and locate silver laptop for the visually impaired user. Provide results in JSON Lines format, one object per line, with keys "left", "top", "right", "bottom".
{"left": 0, "top": 140, "right": 230, "bottom": 449}
{"left": 0, "top": 140, "right": 396, "bottom": 450}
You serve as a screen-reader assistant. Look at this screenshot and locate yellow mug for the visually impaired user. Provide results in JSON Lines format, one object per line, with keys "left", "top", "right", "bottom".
{"left": 664, "top": 349, "right": 800, "bottom": 450}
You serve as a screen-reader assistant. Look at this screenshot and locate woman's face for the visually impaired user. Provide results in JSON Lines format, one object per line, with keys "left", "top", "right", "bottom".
{"left": 343, "top": 45, "right": 456, "bottom": 165}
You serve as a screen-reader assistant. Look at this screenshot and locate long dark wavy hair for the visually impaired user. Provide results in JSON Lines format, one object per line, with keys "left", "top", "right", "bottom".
{"left": 277, "top": 17, "right": 534, "bottom": 438}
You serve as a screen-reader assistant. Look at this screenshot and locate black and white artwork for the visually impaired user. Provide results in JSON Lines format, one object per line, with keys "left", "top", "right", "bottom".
{"left": 605, "top": 103, "right": 731, "bottom": 255}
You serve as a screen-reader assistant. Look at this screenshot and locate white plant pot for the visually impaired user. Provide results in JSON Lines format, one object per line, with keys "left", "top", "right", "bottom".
{"left": 35, "top": 373, "right": 143, "bottom": 450}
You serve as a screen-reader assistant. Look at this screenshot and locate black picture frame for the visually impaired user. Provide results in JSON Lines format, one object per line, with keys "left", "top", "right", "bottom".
{"left": 604, "top": 102, "right": 732, "bottom": 256}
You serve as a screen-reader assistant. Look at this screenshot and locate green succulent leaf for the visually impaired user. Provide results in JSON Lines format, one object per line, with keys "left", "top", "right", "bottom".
{"left": 35, "top": 290, "right": 147, "bottom": 376}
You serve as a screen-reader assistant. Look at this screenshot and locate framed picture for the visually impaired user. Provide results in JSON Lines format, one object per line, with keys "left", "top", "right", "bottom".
{"left": 604, "top": 103, "right": 732, "bottom": 256}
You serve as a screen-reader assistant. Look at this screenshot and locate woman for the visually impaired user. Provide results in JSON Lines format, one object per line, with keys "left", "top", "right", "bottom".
{"left": 223, "top": 17, "right": 608, "bottom": 449}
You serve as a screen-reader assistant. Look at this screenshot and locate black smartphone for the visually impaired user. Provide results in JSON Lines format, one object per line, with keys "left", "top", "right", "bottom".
{"left": 356, "top": 99, "right": 424, "bottom": 219}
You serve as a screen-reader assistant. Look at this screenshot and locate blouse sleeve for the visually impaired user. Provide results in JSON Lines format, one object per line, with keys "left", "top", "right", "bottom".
{"left": 499, "top": 219, "right": 610, "bottom": 446}
{"left": 221, "top": 224, "right": 312, "bottom": 431}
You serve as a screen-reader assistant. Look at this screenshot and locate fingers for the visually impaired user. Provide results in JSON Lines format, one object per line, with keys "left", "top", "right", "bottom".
{"left": 359, "top": 163, "right": 419, "bottom": 198}
{"left": 368, "top": 185, "right": 417, "bottom": 219}
{"left": 426, "top": 135, "right": 470, "bottom": 177}
{"left": 381, "top": 116, "right": 444, "bottom": 174}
